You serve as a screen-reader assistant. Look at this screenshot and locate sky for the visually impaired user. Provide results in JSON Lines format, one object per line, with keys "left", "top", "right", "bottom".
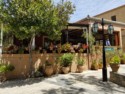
{"left": 54, "top": 0, "right": 125, "bottom": 23}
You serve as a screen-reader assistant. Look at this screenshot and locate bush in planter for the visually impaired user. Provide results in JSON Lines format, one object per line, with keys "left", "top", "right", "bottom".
{"left": 110, "top": 55, "right": 120, "bottom": 64}
{"left": 106, "top": 51, "right": 115, "bottom": 66}
{"left": 98, "top": 59, "right": 103, "bottom": 69}
{"left": 77, "top": 58, "right": 84, "bottom": 66}
{"left": 0, "top": 64, "right": 15, "bottom": 73}
{"left": 77, "top": 57, "right": 85, "bottom": 73}
{"left": 60, "top": 53, "right": 73, "bottom": 67}
{"left": 53, "top": 57, "right": 61, "bottom": 74}
{"left": 0, "top": 64, "right": 15, "bottom": 82}
{"left": 44, "top": 60, "right": 54, "bottom": 76}
{"left": 91, "top": 60, "right": 99, "bottom": 70}
{"left": 120, "top": 53, "right": 125, "bottom": 64}
{"left": 60, "top": 53, "right": 74, "bottom": 73}
{"left": 110, "top": 55, "right": 120, "bottom": 72}
{"left": 61, "top": 43, "right": 71, "bottom": 52}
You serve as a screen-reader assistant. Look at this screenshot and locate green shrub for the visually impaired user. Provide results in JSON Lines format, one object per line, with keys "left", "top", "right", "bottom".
{"left": 61, "top": 43, "right": 71, "bottom": 52}
{"left": 77, "top": 58, "right": 84, "bottom": 66}
{"left": 60, "top": 53, "right": 73, "bottom": 67}
{"left": 0, "top": 64, "right": 15, "bottom": 73}
{"left": 121, "top": 53, "right": 125, "bottom": 60}
{"left": 110, "top": 55, "right": 120, "bottom": 64}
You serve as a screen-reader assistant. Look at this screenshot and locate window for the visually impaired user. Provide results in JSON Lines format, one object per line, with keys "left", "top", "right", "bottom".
{"left": 111, "top": 15, "right": 116, "bottom": 21}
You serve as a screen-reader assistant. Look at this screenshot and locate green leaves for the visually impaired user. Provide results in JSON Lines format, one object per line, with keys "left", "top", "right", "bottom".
{"left": 60, "top": 53, "right": 74, "bottom": 67}
{"left": 110, "top": 55, "right": 120, "bottom": 64}
{"left": 0, "top": 64, "right": 15, "bottom": 73}
{"left": 0, "top": 0, "right": 75, "bottom": 41}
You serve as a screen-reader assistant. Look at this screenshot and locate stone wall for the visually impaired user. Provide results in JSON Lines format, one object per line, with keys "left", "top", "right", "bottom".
{"left": 110, "top": 72, "right": 125, "bottom": 87}
{"left": 1, "top": 53, "right": 91, "bottom": 79}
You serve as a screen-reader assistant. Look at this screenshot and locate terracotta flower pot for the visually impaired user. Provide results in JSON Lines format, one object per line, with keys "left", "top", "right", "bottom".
{"left": 77, "top": 65, "right": 84, "bottom": 73}
{"left": 62, "top": 66, "right": 70, "bottom": 74}
{"left": 110, "top": 64, "right": 120, "bottom": 72}
{"left": 44, "top": 66, "right": 53, "bottom": 76}
{"left": 98, "top": 63, "right": 103, "bottom": 69}
{"left": 53, "top": 64, "right": 60, "bottom": 74}
{"left": 91, "top": 63, "right": 99, "bottom": 70}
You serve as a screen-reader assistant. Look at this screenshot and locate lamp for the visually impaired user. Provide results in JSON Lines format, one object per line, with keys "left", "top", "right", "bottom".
{"left": 92, "top": 18, "right": 114, "bottom": 82}
{"left": 108, "top": 24, "right": 114, "bottom": 34}
{"left": 92, "top": 22, "right": 98, "bottom": 33}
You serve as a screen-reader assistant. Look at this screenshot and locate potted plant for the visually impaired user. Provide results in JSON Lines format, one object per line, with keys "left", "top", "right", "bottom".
{"left": 53, "top": 57, "right": 61, "bottom": 74}
{"left": 60, "top": 53, "right": 73, "bottom": 74}
{"left": 57, "top": 43, "right": 62, "bottom": 54}
{"left": 98, "top": 59, "right": 103, "bottom": 69}
{"left": 44, "top": 60, "right": 53, "bottom": 76}
{"left": 77, "top": 57, "right": 85, "bottom": 73}
{"left": 106, "top": 51, "right": 114, "bottom": 66}
{"left": 120, "top": 53, "right": 125, "bottom": 64}
{"left": 91, "top": 60, "right": 99, "bottom": 70}
{"left": 110, "top": 55, "right": 120, "bottom": 72}
{"left": 78, "top": 48, "right": 84, "bottom": 53}
{"left": 0, "top": 64, "right": 15, "bottom": 82}
{"left": 61, "top": 43, "right": 71, "bottom": 53}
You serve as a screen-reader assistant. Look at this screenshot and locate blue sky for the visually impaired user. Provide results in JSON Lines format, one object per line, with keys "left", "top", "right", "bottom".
{"left": 54, "top": 0, "right": 125, "bottom": 23}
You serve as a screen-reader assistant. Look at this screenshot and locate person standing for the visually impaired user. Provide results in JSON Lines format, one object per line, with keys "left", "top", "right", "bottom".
{"left": 106, "top": 39, "right": 111, "bottom": 46}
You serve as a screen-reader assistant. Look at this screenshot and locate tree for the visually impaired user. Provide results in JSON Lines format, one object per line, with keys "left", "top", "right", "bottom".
{"left": 0, "top": 0, "right": 75, "bottom": 40}
{"left": 0, "top": 0, "right": 75, "bottom": 75}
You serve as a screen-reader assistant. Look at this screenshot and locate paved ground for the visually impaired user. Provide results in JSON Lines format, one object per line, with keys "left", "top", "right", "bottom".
{"left": 0, "top": 65, "right": 125, "bottom": 94}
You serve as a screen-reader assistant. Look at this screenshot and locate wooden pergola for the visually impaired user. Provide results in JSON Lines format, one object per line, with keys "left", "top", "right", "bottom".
{"left": 61, "top": 23, "right": 89, "bottom": 44}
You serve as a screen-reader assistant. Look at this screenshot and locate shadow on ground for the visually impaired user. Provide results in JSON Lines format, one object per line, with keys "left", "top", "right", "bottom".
{"left": 41, "top": 87, "right": 86, "bottom": 94}
{"left": 71, "top": 73, "right": 125, "bottom": 94}
{"left": 41, "top": 73, "right": 125, "bottom": 94}
{"left": 0, "top": 72, "right": 125, "bottom": 94}
{"left": 0, "top": 77, "right": 46, "bottom": 88}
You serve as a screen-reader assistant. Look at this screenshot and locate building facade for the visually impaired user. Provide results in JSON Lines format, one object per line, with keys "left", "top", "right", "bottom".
{"left": 73, "top": 16, "right": 125, "bottom": 51}
{"left": 94, "top": 5, "right": 125, "bottom": 51}
{"left": 95, "top": 5, "right": 125, "bottom": 23}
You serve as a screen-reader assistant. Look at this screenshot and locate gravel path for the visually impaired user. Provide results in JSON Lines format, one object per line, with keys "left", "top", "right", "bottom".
{"left": 0, "top": 65, "right": 125, "bottom": 94}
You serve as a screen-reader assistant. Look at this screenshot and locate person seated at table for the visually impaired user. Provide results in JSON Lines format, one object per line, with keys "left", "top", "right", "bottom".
{"left": 48, "top": 42, "right": 54, "bottom": 53}
{"left": 7, "top": 44, "right": 15, "bottom": 54}
{"left": 39, "top": 47, "right": 43, "bottom": 53}
{"left": 24, "top": 47, "right": 29, "bottom": 54}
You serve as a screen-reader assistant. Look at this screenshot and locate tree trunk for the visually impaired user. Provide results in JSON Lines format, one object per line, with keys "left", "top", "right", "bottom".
{"left": 28, "top": 35, "right": 35, "bottom": 77}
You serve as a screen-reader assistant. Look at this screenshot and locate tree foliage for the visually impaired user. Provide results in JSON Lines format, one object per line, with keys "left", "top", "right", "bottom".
{"left": 0, "top": 0, "right": 75, "bottom": 41}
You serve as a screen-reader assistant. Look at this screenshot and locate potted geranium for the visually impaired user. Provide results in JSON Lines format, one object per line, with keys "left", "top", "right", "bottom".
{"left": 61, "top": 43, "right": 71, "bottom": 53}
{"left": 110, "top": 55, "right": 120, "bottom": 72}
{"left": 60, "top": 53, "right": 73, "bottom": 74}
